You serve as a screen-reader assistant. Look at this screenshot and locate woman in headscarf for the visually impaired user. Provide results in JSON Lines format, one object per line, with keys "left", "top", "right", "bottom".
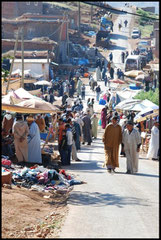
{"left": 101, "top": 106, "right": 108, "bottom": 129}
{"left": 27, "top": 115, "right": 42, "bottom": 164}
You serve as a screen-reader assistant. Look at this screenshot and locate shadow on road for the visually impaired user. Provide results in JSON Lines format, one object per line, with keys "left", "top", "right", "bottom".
{"left": 110, "top": 33, "right": 129, "bottom": 40}
{"left": 68, "top": 190, "right": 150, "bottom": 208}
{"left": 108, "top": 45, "right": 126, "bottom": 51}
{"left": 65, "top": 160, "right": 104, "bottom": 173}
{"left": 113, "top": 172, "right": 159, "bottom": 178}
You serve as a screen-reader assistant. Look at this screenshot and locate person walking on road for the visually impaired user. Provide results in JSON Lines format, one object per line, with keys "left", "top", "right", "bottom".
{"left": 77, "top": 78, "right": 83, "bottom": 97}
{"left": 81, "top": 84, "right": 86, "bottom": 100}
{"left": 109, "top": 52, "right": 113, "bottom": 61}
{"left": 82, "top": 112, "right": 92, "bottom": 145}
{"left": 124, "top": 20, "right": 128, "bottom": 27}
{"left": 121, "top": 51, "right": 125, "bottom": 63}
{"left": 102, "top": 116, "right": 122, "bottom": 173}
{"left": 118, "top": 23, "right": 122, "bottom": 31}
{"left": 95, "top": 85, "right": 101, "bottom": 102}
{"left": 122, "top": 121, "right": 141, "bottom": 174}
{"left": 109, "top": 61, "right": 115, "bottom": 79}
{"left": 147, "top": 120, "right": 159, "bottom": 160}
{"left": 91, "top": 113, "right": 98, "bottom": 139}
{"left": 65, "top": 123, "right": 73, "bottom": 165}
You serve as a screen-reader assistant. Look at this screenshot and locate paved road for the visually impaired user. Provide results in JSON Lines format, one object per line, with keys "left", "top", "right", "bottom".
{"left": 58, "top": 7, "right": 159, "bottom": 239}
{"left": 58, "top": 88, "right": 159, "bottom": 238}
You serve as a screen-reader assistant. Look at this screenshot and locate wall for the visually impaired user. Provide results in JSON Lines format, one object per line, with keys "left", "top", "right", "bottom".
{"left": 2, "top": 39, "right": 55, "bottom": 53}
{"left": 153, "top": 29, "right": 159, "bottom": 59}
{"left": 2, "top": 2, "right": 43, "bottom": 19}
{"left": 141, "top": 7, "right": 155, "bottom": 13}
{"left": 2, "top": 21, "right": 61, "bottom": 41}
{"left": 17, "top": 2, "right": 43, "bottom": 16}
{"left": 153, "top": 21, "right": 159, "bottom": 59}
{"left": 2, "top": 2, "right": 17, "bottom": 19}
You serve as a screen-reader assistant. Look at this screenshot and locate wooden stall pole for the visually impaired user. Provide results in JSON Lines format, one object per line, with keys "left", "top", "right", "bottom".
{"left": 6, "top": 28, "right": 20, "bottom": 94}
{"left": 21, "top": 26, "right": 24, "bottom": 88}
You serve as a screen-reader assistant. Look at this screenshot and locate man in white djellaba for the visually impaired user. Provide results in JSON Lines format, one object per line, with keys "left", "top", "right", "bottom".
{"left": 147, "top": 120, "right": 159, "bottom": 160}
{"left": 122, "top": 121, "right": 141, "bottom": 174}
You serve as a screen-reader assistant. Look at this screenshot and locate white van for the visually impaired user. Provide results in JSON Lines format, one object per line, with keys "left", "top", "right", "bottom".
{"left": 125, "top": 55, "right": 142, "bottom": 72}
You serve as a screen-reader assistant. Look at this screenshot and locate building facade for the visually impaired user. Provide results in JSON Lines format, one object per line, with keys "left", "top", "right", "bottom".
{"left": 2, "top": 2, "right": 43, "bottom": 19}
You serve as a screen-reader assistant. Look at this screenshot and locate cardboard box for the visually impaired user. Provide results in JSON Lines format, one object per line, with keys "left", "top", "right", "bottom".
{"left": 2, "top": 171, "right": 12, "bottom": 185}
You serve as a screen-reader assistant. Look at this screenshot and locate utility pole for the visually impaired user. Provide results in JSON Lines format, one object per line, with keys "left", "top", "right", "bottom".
{"left": 5, "top": 28, "right": 20, "bottom": 94}
{"left": 91, "top": 5, "right": 93, "bottom": 23}
{"left": 67, "top": 14, "right": 70, "bottom": 61}
{"left": 78, "top": 2, "right": 81, "bottom": 32}
{"left": 21, "top": 26, "right": 24, "bottom": 88}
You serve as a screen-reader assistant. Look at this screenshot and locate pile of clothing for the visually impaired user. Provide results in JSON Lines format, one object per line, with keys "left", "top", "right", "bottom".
{"left": 2, "top": 161, "right": 84, "bottom": 193}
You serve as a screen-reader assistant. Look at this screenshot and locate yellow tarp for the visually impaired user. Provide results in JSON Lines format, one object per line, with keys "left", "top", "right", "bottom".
{"left": 2, "top": 103, "right": 56, "bottom": 114}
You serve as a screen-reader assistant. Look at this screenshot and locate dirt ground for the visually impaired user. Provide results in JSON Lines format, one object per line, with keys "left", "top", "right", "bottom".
{"left": 2, "top": 185, "right": 69, "bottom": 238}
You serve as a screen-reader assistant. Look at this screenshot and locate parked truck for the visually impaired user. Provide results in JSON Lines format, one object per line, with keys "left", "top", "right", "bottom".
{"left": 96, "top": 14, "right": 113, "bottom": 46}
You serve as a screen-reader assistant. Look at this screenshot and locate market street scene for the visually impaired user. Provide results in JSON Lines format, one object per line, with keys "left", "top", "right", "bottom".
{"left": 1, "top": 1, "right": 159, "bottom": 238}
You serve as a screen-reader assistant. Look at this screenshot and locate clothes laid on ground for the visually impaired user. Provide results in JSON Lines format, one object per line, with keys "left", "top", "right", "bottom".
{"left": 3, "top": 164, "right": 85, "bottom": 192}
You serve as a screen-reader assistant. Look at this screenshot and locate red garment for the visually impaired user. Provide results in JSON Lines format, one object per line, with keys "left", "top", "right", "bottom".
{"left": 101, "top": 108, "right": 107, "bottom": 129}
{"left": 58, "top": 123, "right": 65, "bottom": 143}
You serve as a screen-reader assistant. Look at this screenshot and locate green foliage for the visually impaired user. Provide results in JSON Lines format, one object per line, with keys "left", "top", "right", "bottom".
{"left": 1, "top": 56, "right": 12, "bottom": 82}
{"left": 136, "top": 8, "right": 158, "bottom": 26}
{"left": 139, "top": 24, "right": 153, "bottom": 38}
{"left": 134, "top": 88, "right": 159, "bottom": 106}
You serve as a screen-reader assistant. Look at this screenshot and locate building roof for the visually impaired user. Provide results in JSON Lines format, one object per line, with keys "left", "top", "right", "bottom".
{"left": 10, "top": 59, "right": 49, "bottom": 63}
{"left": 2, "top": 50, "right": 54, "bottom": 59}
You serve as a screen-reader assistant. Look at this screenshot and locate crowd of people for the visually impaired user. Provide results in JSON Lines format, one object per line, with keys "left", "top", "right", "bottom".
{"left": 2, "top": 48, "right": 159, "bottom": 174}
{"left": 2, "top": 90, "right": 100, "bottom": 167}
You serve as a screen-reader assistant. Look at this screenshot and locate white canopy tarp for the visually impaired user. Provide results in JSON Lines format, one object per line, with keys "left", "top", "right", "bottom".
{"left": 115, "top": 99, "right": 142, "bottom": 110}
{"left": 11, "top": 69, "right": 43, "bottom": 79}
{"left": 14, "top": 88, "right": 41, "bottom": 100}
{"left": 116, "top": 88, "right": 141, "bottom": 103}
{"left": 34, "top": 80, "right": 52, "bottom": 86}
{"left": 141, "top": 99, "right": 159, "bottom": 110}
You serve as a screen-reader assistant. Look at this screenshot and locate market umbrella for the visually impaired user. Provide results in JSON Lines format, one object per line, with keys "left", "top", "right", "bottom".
{"left": 16, "top": 98, "right": 58, "bottom": 111}
{"left": 129, "top": 103, "right": 149, "bottom": 112}
{"left": 134, "top": 108, "right": 159, "bottom": 122}
{"left": 114, "top": 99, "right": 142, "bottom": 110}
{"left": 34, "top": 80, "right": 52, "bottom": 86}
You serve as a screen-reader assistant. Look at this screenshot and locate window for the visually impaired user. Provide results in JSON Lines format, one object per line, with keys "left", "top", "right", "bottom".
{"left": 26, "top": 2, "right": 30, "bottom": 5}
{"left": 34, "top": 2, "right": 38, "bottom": 6}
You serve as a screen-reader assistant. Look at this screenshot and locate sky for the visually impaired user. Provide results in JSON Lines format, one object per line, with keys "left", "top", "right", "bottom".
{"left": 108, "top": 2, "right": 159, "bottom": 14}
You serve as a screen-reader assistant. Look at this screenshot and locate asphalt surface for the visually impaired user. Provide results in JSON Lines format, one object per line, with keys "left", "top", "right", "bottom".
{"left": 58, "top": 7, "right": 159, "bottom": 239}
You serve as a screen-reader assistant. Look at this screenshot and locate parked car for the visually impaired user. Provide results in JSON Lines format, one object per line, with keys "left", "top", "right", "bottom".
{"left": 137, "top": 40, "right": 150, "bottom": 48}
{"left": 131, "top": 28, "right": 141, "bottom": 39}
